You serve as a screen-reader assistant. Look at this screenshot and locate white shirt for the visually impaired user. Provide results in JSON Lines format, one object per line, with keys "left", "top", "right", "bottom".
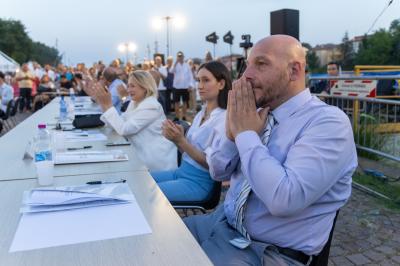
{"left": 182, "top": 106, "right": 226, "bottom": 171}
{"left": 0, "top": 82, "right": 14, "bottom": 112}
{"left": 172, "top": 62, "right": 192, "bottom": 89}
{"left": 155, "top": 66, "right": 167, "bottom": 91}
{"left": 46, "top": 70, "right": 56, "bottom": 81}
{"left": 100, "top": 96, "right": 177, "bottom": 171}
{"left": 34, "top": 68, "right": 44, "bottom": 79}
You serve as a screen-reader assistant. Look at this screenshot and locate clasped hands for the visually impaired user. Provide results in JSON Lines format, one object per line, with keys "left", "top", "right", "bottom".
{"left": 226, "top": 77, "right": 270, "bottom": 141}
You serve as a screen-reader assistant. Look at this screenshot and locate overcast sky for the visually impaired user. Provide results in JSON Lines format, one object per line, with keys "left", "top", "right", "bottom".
{"left": 1, "top": 0, "right": 399, "bottom": 65}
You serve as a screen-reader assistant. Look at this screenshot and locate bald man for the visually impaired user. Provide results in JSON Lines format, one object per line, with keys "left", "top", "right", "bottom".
{"left": 184, "top": 35, "right": 357, "bottom": 265}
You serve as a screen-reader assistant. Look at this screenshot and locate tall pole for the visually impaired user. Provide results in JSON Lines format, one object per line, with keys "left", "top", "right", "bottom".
{"left": 125, "top": 43, "right": 128, "bottom": 64}
{"left": 229, "top": 44, "right": 233, "bottom": 78}
{"left": 165, "top": 16, "right": 171, "bottom": 57}
{"left": 213, "top": 43, "right": 216, "bottom": 58}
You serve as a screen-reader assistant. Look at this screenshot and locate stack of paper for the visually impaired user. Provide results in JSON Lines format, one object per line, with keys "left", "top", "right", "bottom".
{"left": 55, "top": 150, "right": 128, "bottom": 164}
{"left": 10, "top": 182, "right": 152, "bottom": 252}
{"left": 21, "top": 183, "right": 133, "bottom": 213}
{"left": 60, "top": 130, "right": 107, "bottom": 142}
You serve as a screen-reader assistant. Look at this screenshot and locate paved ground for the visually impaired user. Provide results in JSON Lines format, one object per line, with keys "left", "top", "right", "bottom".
{"left": 329, "top": 188, "right": 400, "bottom": 265}
{"left": 3, "top": 110, "right": 400, "bottom": 265}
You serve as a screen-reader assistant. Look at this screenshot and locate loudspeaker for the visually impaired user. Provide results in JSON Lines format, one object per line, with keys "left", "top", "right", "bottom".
{"left": 270, "top": 9, "right": 299, "bottom": 40}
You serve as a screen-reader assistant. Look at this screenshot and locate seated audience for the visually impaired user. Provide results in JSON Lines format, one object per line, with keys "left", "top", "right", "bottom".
{"left": 151, "top": 61, "right": 231, "bottom": 202}
{"left": 0, "top": 71, "right": 14, "bottom": 118}
{"left": 33, "top": 74, "right": 55, "bottom": 111}
{"left": 84, "top": 70, "right": 177, "bottom": 171}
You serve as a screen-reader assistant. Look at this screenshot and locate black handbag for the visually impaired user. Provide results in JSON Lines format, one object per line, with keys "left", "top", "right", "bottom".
{"left": 72, "top": 114, "right": 105, "bottom": 129}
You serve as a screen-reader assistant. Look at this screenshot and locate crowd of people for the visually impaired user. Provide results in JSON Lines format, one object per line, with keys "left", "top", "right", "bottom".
{"left": 0, "top": 35, "right": 358, "bottom": 266}
{"left": 0, "top": 50, "right": 206, "bottom": 118}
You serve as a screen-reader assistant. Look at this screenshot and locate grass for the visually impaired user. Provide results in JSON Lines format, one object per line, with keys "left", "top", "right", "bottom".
{"left": 353, "top": 172, "right": 400, "bottom": 210}
{"left": 355, "top": 113, "right": 389, "bottom": 160}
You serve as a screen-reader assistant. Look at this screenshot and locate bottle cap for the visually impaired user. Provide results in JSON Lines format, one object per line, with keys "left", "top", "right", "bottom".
{"left": 38, "top": 124, "right": 46, "bottom": 129}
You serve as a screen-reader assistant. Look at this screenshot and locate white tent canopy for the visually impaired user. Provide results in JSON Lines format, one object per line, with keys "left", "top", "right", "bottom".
{"left": 0, "top": 50, "right": 19, "bottom": 73}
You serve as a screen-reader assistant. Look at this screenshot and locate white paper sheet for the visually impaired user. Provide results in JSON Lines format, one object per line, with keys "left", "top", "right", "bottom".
{"left": 55, "top": 150, "right": 128, "bottom": 165}
{"left": 10, "top": 198, "right": 152, "bottom": 252}
{"left": 21, "top": 182, "right": 132, "bottom": 213}
{"left": 61, "top": 131, "right": 107, "bottom": 142}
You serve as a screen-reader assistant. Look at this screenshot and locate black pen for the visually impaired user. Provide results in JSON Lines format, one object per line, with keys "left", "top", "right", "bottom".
{"left": 86, "top": 179, "right": 126, "bottom": 185}
{"left": 67, "top": 145, "right": 92, "bottom": 151}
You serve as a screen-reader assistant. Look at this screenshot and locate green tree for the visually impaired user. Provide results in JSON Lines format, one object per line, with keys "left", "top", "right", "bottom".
{"left": 355, "top": 29, "right": 393, "bottom": 65}
{"left": 389, "top": 19, "right": 400, "bottom": 64}
{"left": 0, "top": 19, "right": 32, "bottom": 63}
{"left": 0, "top": 18, "right": 60, "bottom": 65}
{"left": 340, "top": 31, "right": 355, "bottom": 70}
{"left": 302, "top": 42, "right": 320, "bottom": 72}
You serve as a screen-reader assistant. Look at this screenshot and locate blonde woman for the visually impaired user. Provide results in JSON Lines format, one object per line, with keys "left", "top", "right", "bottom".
{"left": 84, "top": 70, "right": 177, "bottom": 171}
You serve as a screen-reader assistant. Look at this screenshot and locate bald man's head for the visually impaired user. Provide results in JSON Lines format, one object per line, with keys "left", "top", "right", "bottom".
{"left": 255, "top": 35, "right": 306, "bottom": 67}
{"left": 102, "top": 67, "right": 118, "bottom": 83}
{"left": 242, "top": 35, "right": 307, "bottom": 110}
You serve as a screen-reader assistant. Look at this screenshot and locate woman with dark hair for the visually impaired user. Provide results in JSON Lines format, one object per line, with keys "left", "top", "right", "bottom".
{"left": 151, "top": 61, "right": 231, "bottom": 202}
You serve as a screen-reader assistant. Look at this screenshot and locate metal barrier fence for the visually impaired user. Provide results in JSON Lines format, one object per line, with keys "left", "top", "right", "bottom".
{"left": 315, "top": 95, "right": 400, "bottom": 162}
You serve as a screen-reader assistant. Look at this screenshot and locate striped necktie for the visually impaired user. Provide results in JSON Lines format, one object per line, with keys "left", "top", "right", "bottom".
{"left": 230, "top": 114, "right": 275, "bottom": 249}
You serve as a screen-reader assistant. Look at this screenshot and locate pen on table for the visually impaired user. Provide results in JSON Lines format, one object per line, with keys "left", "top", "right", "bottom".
{"left": 67, "top": 145, "right": 92, "bottom": 151}
{"left": 86, "top": 179, "right": 126, "bottom": 185}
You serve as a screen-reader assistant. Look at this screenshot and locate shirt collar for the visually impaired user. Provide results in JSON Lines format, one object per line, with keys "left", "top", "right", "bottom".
{"left": 200, "top": 105, "right": 224, "bottom": 118}
{"left": 271, "top": 88, "right": 312, "bottom": 124}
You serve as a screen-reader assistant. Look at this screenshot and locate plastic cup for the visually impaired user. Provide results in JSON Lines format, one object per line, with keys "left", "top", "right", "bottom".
{"left": 35, "top": 160, "right": 54, "bottom": 186}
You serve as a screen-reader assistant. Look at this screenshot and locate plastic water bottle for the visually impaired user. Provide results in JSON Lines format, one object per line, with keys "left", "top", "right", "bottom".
{"left": 69, "top": 87, "right": 76, "bottom": 103}
{"left": 34, "top": 124, "right": 54, "bottom": 186}
{"left": 59, "top": 95, "right": 68, "bottom": 121}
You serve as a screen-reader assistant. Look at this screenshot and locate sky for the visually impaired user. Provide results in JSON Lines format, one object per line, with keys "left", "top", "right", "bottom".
{"left": 1, "top": 0, "right": 400, "bottom": 66}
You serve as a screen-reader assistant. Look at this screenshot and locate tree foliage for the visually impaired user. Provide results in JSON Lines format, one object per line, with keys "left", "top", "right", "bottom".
{"left": 302, "top": 42, "right": 321, "bottom": 72}
{"left": 355, "top": 30, "right": 393, "bottom": 65}
{"left": 340, "top": 31, "right": 355, "bottom": 70}
{"left": 0, "top": 18, "right": 60, "bottom": 65}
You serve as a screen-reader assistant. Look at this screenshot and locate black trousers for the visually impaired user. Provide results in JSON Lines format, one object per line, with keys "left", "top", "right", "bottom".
{"left": 19, "top": 88, "right": 32, "bottom": 111}
{"left": 165, "top": 88, "right": 173, "bottom": 113}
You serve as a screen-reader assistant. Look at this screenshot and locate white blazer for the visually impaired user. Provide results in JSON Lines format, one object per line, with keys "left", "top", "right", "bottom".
{"left": 100, "top": 96, "right": 177, "bottom": 171}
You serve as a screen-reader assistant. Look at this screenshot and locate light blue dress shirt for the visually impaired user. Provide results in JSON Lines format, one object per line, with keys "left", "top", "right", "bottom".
{"left": 205, "top": 89, "right": 357, "bottom": 255}
{"left": 109, "top": 79, "right": 126, "bottom": 113}
{"left": 0, "top": 83, "right": 14, "bottom": 112}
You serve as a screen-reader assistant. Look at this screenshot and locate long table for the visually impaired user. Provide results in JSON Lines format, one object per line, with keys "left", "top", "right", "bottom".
{"left": 0, "top": 97, "right": 212, "bottom": 265}
{"left": 0, "top": 172, "right": 212, "bottom": 265}
{"left": 0, "top": 98, "right": 146, "bottom": 181}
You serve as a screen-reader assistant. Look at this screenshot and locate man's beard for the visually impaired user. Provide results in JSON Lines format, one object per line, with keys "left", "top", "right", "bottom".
{"left": 255, "top": 72, "right": 290, "bottom": 109}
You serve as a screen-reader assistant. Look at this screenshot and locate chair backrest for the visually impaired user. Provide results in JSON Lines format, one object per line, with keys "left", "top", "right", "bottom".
{"left": 175, "top": 119, "right": 191, "bottom": 166}
{"left": 9, "top": 97, "right": 20, "bottom": 117}
{"left": 201, "top": 181, "right": 222, "bottom": 209}
{"left": 171, "top": 181, "right": 222, "bottom": 210}
{"left": 4, "top": 99, "right": 14, "bottom": 119}
{"left": 310, "top": 210, "right": 340, "bottom": 266}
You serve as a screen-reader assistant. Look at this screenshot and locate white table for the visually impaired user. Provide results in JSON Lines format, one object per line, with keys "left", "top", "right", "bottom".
{"left": 0, "top": 172, "right": 212, "bottom": 266}
{"left": 0, "top": 98, "right": 147, "bottom": 181}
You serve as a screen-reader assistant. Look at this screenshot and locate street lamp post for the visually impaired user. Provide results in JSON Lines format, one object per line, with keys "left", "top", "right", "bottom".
{"left": 118, "top": 42, "right": 137, "bottom": 65}
{"left": 152, "top": 15, "right": 185, "bottom": 58}
{"left": 164, "top": 16, "right": 171, "bottom": 57}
